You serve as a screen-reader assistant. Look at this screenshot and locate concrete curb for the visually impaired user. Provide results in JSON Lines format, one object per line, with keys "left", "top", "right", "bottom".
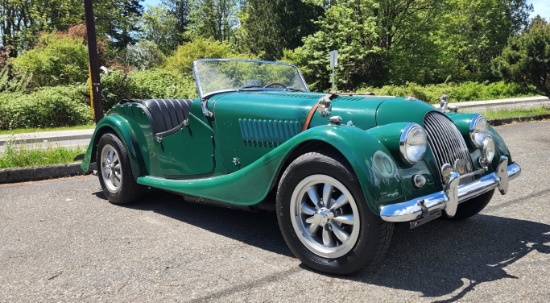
{"left": 0, "top": 129, "right": 94, "bottom": 146}
{"left": 0, "top": 163, "right": 96, "bottom": 184}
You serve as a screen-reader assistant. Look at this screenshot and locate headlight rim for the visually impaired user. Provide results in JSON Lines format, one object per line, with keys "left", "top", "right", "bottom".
{"left": 469, "top": 114, "right": 489, "bottom": 148}
{"left": 399, "top": 123, "right": 428, "bottom": 165}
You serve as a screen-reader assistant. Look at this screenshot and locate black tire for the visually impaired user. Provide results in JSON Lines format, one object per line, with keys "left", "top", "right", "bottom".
{"left": 96, "top": 133, "right": 144, "bottom": 204}
{"left": 276, "top": 151, "right": 393, "bottom": 275}
{"left": 446, "top": 189, "right": 494, "bottom": 221}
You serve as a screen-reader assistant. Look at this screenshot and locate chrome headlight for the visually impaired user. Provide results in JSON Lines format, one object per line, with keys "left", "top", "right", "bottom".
{"left": 399, "top": 123, "right": 428, "bottom": 165}
{"left": 469, "top": 115, "right": 489, "bottom": 148}
{"left": 480, "top": 136, "right": 495, "bottom": 167}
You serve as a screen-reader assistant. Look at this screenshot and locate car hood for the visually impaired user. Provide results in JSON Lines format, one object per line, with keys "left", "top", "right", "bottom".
{"left": 211, "top": 91, "right": 437, "bottom": 131}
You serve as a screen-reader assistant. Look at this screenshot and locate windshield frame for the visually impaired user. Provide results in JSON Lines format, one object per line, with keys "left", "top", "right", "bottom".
{"left": 192, "top": 58, "right": 310, "bottom": 99}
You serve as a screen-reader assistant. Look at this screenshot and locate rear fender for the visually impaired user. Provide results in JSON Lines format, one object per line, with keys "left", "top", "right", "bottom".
{"left": 81, "top": 116, "right": 147, "bottom": 179}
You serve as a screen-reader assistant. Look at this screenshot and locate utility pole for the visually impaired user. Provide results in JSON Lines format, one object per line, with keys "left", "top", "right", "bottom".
{"left": 84, "top": 0, "right": 104, "bottom": 123}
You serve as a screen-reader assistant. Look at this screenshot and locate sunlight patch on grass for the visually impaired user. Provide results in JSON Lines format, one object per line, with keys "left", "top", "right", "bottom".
{"left": 484, "top": 107, "right": 550, "bottom": 120}
{"left": 0, "top": 141, "right": 85, "bottom": 169}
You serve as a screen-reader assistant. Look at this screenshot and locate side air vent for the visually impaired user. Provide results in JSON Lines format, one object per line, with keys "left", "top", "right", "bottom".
{"left": 239, "top": 119, "right": 301, "bottom": 145}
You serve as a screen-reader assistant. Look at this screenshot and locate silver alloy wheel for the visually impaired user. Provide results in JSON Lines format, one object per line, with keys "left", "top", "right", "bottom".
{"left": 100, "top": 144, "right": 122, "bottom": 194}
{"left": 290, "top": 175, "right": 360, "bottom": 258}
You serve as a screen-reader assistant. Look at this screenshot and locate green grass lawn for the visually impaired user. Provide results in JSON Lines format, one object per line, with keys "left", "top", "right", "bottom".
{"left": 0, "top": 143, "right": 86, "bottom": 169}
{"left": 484, "top": 107, "right": 550, "bottom": 120}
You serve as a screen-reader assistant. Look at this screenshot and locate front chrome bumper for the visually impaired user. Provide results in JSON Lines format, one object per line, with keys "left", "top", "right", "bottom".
{"left": 380, "top": 156, "right": 521, "bottom": 224}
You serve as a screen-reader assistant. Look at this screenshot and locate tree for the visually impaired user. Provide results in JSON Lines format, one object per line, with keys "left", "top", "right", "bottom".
{"left": 240, "top": 0, "right": 323, "bottom": 60}
{"left": 139, "top": 6, "right": 181, "bottom": 54}
{"left": 94, "top": 0, "right": 144, "bottom": 50}
{"left": 126, "top": 40, "right": 166, "bottom": 70}
{"left": 287, "top": 0, "right": 533, "bottom": 91}
{"left": 187, "top": 0, "right": 239, "bottom": 42}
{"left": 0, "top": 0, "right": 83, "bottom": 51}
{"left": 0, "top": 0, "right": 145, "bottom": 52}
{"left": 493, "top": 16, "right": 550, "bottom": 96}
{"left": 163, "top": 0, "right": 191, "bottom": 45}
{"left": 434, "top": 0, "right": 532, "bottom": 82}
{"left": 286, "top": 0, "right": 441, "bottom": 90}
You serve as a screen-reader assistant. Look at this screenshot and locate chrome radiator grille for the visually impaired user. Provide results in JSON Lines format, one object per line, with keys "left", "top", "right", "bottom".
{"left": 423, "top": 112, "right": 473, "bottom": 175}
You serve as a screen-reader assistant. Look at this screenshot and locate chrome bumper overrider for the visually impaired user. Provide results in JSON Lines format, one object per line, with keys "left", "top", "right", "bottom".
{"left": 380, "top": 156, "right": 521, "bottom": 224}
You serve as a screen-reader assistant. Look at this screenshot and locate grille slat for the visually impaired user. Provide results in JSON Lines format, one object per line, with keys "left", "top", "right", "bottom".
{"left": 423, "top": 112, "right": 473, "bottom": 176}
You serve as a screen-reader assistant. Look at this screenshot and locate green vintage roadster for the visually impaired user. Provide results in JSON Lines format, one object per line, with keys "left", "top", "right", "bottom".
{"left": 82, "top": 59, "right": 521, "bottom": 275}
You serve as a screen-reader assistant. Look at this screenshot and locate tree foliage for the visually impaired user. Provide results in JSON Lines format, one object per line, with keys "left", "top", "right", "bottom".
{"left": 187, "top": 0, "right": 239, "bottom": 42}
{"left": 434, "top": 0, "right": 532, "bottom": 82}
{"left": 493, "top": 16, "right": 550, "bottom": 96}
{"left": 0, "top": 0, "right": 143, "bottom": 52}
{"left": 139, "top": 6, "right": 182, "bottom": 54}
{"left": 239, "top": 0, "right": 323, "bottom": 60}
{"left": 285, "top": 0, "right": 533, "bottom": 90}
{"left": 164, "top": 37, "right": 238, "bottom": 74}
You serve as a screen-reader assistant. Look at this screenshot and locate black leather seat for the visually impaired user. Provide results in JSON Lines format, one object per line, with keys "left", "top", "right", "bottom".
{"left": 136, "top": 99, "right": 193, "bottom": 141}
{"left": 141, "top": 99, "right": 192, "bottom": 133}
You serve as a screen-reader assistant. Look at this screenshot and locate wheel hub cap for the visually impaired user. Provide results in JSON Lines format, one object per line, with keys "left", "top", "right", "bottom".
{"left": 290, "top": 175, "right": 360, "bottom": 259}
{"left": 315, "top": 208, "right": 334, "bottom": 226}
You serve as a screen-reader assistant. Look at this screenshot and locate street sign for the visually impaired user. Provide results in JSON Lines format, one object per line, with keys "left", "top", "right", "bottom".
{"left": 330, "top": 50, "right": 338, "bottom": 68}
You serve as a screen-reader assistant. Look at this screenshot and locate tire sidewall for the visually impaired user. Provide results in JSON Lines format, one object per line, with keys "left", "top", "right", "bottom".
{"left": 277, "top": 152, "right": 384, "bottom": 275}
{"left": 96, "top": 133, "right": 137, "bottom": 204}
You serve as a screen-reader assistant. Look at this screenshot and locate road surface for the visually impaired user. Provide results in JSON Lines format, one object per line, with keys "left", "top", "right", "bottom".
{"left": 1, "top": 121, "right": 548, "bottom": 302}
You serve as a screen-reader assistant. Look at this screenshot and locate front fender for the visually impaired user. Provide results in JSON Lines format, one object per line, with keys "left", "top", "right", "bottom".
{"left": 295, "top": 126, "right": 407, "bottom": 214}
{"left": 81, "top": 115, "right": 147, "bottom": 179}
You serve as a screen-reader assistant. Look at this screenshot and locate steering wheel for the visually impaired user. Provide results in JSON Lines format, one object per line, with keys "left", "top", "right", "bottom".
{"left": 263, "top": 82, "right": 287, "bottom": 89}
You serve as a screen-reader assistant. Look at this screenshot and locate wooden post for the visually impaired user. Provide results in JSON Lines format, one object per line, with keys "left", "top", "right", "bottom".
{"left": 84, "top": 0, "right": 103, "bottom": 122}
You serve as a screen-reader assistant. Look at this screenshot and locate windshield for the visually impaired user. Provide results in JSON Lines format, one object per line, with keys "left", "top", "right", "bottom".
{"left": 193, "top": 59, "right": 309, "bottom": 98}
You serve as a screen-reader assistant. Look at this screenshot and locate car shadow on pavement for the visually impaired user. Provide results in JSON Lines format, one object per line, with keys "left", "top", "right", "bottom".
{"left": 97, "top": 190, "right": 293, "bottom": 257}
{"left": 351, "top": 215, "right": 550, "bottom": 302}
{"left": 94, "top": 190, "right": 549, "bottom": 301}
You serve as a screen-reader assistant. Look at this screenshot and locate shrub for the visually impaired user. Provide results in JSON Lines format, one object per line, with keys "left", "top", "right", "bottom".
{"left": 164, "top": 37, "right": 239, "bottom": 74}
{"left": 0, "top": 85, "right": 92, "bottom": 130}
{"left": 100, "top": 68, "right": 197, "bottom": 110}
{"left": 125, "top": 40, "right": 166, "bottom": 70}
{"left": 10, "top": 33, "right": 88, "bottom": 88}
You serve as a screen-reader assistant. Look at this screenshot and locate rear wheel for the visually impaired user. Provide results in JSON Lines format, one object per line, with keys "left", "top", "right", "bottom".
{"left": 276, "top": 151, "right": 393, "bottom": 275}
{"left": 447, "top": 189, "right": 494, "bottom": 220}
{"left": 97, "top": 133, "right": 143, "bottom": 204}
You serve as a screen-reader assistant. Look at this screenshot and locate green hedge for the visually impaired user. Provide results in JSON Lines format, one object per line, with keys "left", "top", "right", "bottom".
{"left": 359, "top": 81, "right": 534, "bottom": 104}
{"left": 0, "top": 85, "right": 92, "bottom": 130}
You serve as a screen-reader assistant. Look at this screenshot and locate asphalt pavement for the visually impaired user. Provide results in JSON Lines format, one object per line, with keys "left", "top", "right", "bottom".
{"left": 0, "top": 121, "right": 548, "bottom": 302}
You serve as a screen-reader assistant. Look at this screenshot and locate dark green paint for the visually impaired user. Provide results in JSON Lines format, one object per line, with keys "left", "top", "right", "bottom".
{"left": 82, "top": 91, "right": 515, "bottom": 215}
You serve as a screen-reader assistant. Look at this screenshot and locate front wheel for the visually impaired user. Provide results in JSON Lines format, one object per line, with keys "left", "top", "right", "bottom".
{"left": 97, "top": 133, "right": 143, "bottom": 204}
{"left": 276, "top": 151, "right": 393, "bottom": 275}
{"left": 446, "top": 189, "right": 494, "bottom": 221}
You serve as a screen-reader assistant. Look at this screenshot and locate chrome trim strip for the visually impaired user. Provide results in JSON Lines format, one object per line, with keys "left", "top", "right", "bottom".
{"left": 380, "top": 157, "right": 521, "bottom": 223}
